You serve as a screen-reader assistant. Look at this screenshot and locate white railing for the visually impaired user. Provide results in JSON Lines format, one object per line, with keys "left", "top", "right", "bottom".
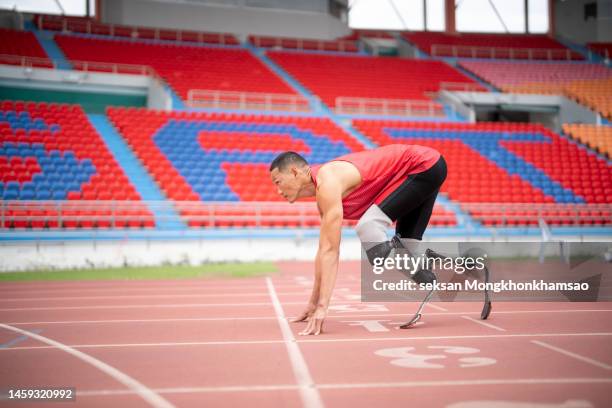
{"left": 431, "top": 44, "right": 576, "bottom": 61}
{"left": 0, "top": 201, "right": 156, "bottom": 230}
{"left": 2, "top": 201, "right": 609, "bottom": 230}
{"left": 461, "top": 203, "right": 612, "bottom": 227}
{"left": 187, "top": 89, "right": 312, "bottom": 112}
{"left": 250, "top": 36, "right": 358, "bottom": 52}
{"left": 0, "top": 53, "right": 156, "bottom": 77}
{"left": 439, "top": 82, "right": 487, "bottom": 93}
{"left": 335, "top": 96, "right": 448, "bottom": 117}
{"left": 0, "top": 201, "right": 457, "bottom": 230}
{"left": 35, "top": 15, "right": 236, "bottom": 45}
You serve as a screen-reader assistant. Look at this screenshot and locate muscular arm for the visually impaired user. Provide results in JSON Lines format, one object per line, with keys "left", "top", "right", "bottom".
{"left": 298, "top": 167, "right": 344, "bottom": 335}
{"left": 314, "top": 175, "right": 343, "bottom": 309}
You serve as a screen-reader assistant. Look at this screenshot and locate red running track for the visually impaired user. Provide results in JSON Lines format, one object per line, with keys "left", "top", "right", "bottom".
{"left": 0, "top": 261, "right": 611, "bottom": 408}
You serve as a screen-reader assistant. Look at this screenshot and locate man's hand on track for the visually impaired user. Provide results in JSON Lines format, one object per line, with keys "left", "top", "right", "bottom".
{"left": 298, "top": 306, "right": 327, "bottom": 336}
{"left": 290, "top": 303, "right": 317, "bottom": 323}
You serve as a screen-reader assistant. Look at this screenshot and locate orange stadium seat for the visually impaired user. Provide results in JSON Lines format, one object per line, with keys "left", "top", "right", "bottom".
{"left": 563, "top": 124, "right": 612, "bottom": 158}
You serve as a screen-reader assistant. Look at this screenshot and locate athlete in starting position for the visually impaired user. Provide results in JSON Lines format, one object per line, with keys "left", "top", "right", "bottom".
{"left": 269, "top": 144, "right": 447, "bottom": 335}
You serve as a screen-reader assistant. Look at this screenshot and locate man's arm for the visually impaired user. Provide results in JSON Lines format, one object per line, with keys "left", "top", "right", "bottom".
{"left": 290, "top": 269, "right": 320, "bottom": 322}
{"left": 299, "top": 168, "right": 343, "bottom": 335}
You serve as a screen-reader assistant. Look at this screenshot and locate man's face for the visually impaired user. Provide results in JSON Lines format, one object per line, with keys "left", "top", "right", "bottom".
{"left": 270, "top": 167, "right": 301, "bottom": 203}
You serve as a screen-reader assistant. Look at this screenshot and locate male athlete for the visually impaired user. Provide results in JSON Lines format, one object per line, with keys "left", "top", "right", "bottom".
{"left": 269, "top": 144, "right": 447, "bottom": 335}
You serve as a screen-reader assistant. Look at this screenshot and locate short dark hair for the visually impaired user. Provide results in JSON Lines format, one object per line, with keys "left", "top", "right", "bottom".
{"left": 269, "top": 151, "right": 308, "bottom": 172}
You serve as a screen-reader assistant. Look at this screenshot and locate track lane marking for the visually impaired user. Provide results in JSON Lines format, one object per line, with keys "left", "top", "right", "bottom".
{"left": 0, "top": 283, "right": 356, "bottom": 295}
{"left": 0, "top": 324, "right": 175, "bottom": 408}
{"left": 461, "top": 316, "right": 506, "bottom": 332}
{"left": 0, "top": 292, "right": 309, "bottom": 302}
{"left": 531, "top": 340, "right": 612, "bottom": 370}
{"left": 425, "top": 303, "right": 448, "bottom": 311}
{"left": 5, "top": 309, "right": 612, "bottom": 326}
{"left": 266, "top": 277, "right": 324, "bottom": 408}
{"left": 2, "top": 332, "right": 612, "bottom": 351}
{"left": 0, "top": 302, "right": 301, "bottom": 311}
{"left": 64, "top": 377, "right": 612, "bottom": 397}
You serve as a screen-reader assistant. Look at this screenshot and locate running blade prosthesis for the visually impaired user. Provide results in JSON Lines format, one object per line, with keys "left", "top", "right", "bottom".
{"left": 368, "top": 236, "right": 492, "bottom": 329}
{"left": 400, "top": 247, "right": 492, "bottom": 328}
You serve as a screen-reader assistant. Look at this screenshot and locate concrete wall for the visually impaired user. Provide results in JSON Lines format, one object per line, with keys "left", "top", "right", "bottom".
{"left": 0, "top": 9, "right": 22, "bottom": 29}
{"left": 447, "top": 91, "right": 599, "bottom": 132}
{"left": 101, "top": 0, "right": 350, "bottom": 40}
{"left": 0, "top": 65, "right": 172, "bottom": 110}
{"left": 2, "top": 237, "right": 608, "bottom": 272}
{"left": 147, "top": 75, "right": 173, "bottom": 111}
{"left": 0, "top": 65, "right": 149, "bottom": 90}
{"left": 597, "top": 0, "right": 612, "bottom": 41}
{"left": 555, "top": 0, "right": 612, "bottom": 43}
{"left": 0, "top": 237, "right": 362, "bottom": 271}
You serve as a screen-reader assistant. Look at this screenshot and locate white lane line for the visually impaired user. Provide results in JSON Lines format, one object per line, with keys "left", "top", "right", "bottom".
{"left": 0, "top": 284, "right": 345, "bottom": 295}
{"left": 531, "top": 340, "right": 612, "bottom": 370}
{"left": 461, "top": 315, "right": 506, "bottom": 332}
{"left": 0, "top": 339, "right": 286, "bottom": 351}
{"left": 78, "top": 385, "right": 299, "bottom": 396}
{"left": 0, "top": 285, "right": 270, "bottom": 293}
{"left": 0, "top": 302, "right": 299, "bottom": 312}
{"left": 64, "top": 377, "right": 612, "bottom": 397}
{"left": 0, "top": 323, "right": 175, "bottom": 408}
{"left": 0, "top": 292, "right": 309, "bottom": 302}
{"left": 425, "top": 303, "right": 448, "bottom": 312}
{"left": 6, "top": 309, "right": 612, "bottom": 326}
{"left": 1, "top": 300, "right": 395, "bottom": 312}
{"left": 2, "top": 332, "right": 612, "bottom": 352}
{"left": 1, "top": 300, "right": 386, "bottom": 312}
{"left": 266, "top": 277, "right": 324, "bottom": 408}
{"left": 323, "top": 309, "right": 612, "bottom": 317}
{"left": 317, "top": 377, "right": 612, "bottom": 389}
{"left": 8, "top": 317, "right": 277, "bottom": 325}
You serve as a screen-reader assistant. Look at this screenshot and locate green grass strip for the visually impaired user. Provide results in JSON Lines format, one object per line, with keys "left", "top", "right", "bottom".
{"left": 0, "top": 262, "right": 278, "bottom": 282}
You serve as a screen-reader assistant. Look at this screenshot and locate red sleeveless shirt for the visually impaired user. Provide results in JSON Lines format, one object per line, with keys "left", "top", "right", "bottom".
{"left": 310, "top": 144, "right": 440, "bottom": 220}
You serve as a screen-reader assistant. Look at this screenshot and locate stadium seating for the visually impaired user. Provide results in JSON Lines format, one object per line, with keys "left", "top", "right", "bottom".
{"left": 563, "top": 78, "right": 612, "bottom": 120}
{"left": 587, "top": 42, "right": 612, "bottom": 60}
{"left": 459, "top": 61, "right": 612, "bottom": 118}
{"left": 0, "top": 100, "right": 153, "bottom": 229}
{"left": 404, "top": 31, "right": 581, "bottom": 60}
{"left": 107, "top": 108, "right": 365, "bottom": 201}
{"left": 267, "top": 51, "right": 482, "bottom": 108}
{"left": 563, "top": 123, "right": 612, "bottom": 158}
{"left": 249, "top": 35, "right": 358, "bottom": 53}
{"left": 459, "top": 60, "right": 611, "bottom": 94}
{"left": 173, "top": 201, "right": 456, "bottom": 229}
{"left": 352, "top": 120, "right": 611, "bottom": 209}
{"left": 341, "top": 30, "right": 394, "bottom": 41}
{"left": 55, "top": 35, "right": 294, "bottom": 101}
{"left": 35, "top": 14, "right": 238, "bottom": 45}
{"left": 106, "top": 108, "right": 456, "bottom": 228}
{"left": 460, "top": 203, "right": 611, "bottom": 227}
{"left": 0, "top": 28, "right": 52, "bottom": 68}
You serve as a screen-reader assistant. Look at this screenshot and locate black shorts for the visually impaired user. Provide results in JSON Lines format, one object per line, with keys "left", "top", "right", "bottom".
{"left": 378, "top": 156, "right": 447, "bottom": 240}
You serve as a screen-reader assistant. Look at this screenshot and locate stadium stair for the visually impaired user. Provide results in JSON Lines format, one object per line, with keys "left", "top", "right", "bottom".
{"left": 246, "top": 44, "right": 324, "bottom": 114}
{"left": 556, "top": 36, "right": 606, "bottom": 64}
{"left": 33, "top": 30, "right": 72, "bottom": 70}
{"left": 434, "top": 194, "right": 479, "bottom": 230}
{"left": 448, "top": 62, "right": 499, "bottom": 93}
{"left": 88, "top": 113, "right": 184, "bottom": 229}
{"left": 248, "top": 44, "right": 375, "bottom": 148}
{"left": 385, "top": 128, "right": 584, "bottom": 204}
{"left": 167, "top": 86, "right": 185, "bottom": 110}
